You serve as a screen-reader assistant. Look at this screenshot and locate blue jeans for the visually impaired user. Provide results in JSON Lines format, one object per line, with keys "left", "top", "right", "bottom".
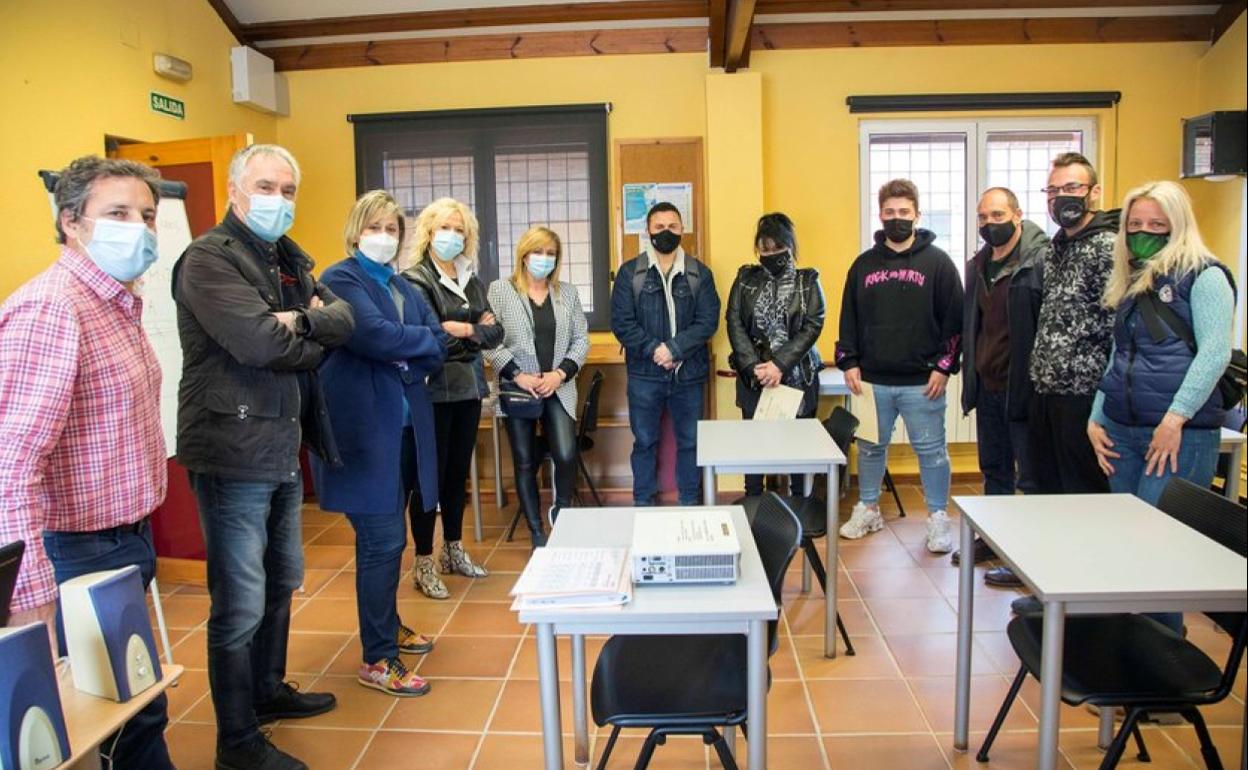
{"left": 975, "top": 389, "right": 1036, "bottom": 495}
{"left": 627, "top": 377, "right": 704, "bottom": 505}
{"left": 1102, "top": 418, "right": 1220, "bottom": 633}
{"left": 345, "top": 512, "right": 407, "bottom": 664}
{"left": 858, "top": 384, "right": 951, "bottom": 513}
{"left": 42, "top": 520, "right": 174, "bottom": 770}
{"left": 190, "top": 472, "right": 304, "bottom": 749}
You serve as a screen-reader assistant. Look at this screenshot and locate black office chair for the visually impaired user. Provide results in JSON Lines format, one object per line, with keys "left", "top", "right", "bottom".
{"left": 823, "top": 405, "right": 906, "bottom": 517}
{"left": 1212, "top": 405, "right": 1245, "bottom": 501}
{"left": 589, "top": 492, "right": 803, "bottom": 770}
{"left": 506, "top": 370, "right": 607, "bottom": 541}
{"left": 977, "top": 478, "right": 1248, "bottom": 770}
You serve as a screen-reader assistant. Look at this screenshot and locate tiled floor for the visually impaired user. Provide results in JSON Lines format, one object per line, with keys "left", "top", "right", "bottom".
{"left": 154, "top": 483, "right": 1245, "bottom": 769}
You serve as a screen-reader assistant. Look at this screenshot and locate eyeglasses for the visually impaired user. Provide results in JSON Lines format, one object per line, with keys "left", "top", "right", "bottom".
{"left": 1041, "top": 182, "right": 1092, "bottom": 197}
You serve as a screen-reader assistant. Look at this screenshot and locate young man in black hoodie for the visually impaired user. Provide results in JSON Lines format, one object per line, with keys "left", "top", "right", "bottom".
{"left": 956, "top": 187, "right": 1048, "bottom": 584}
{"left": 836, "top": 179, "right": 964, "bottom": 553}
{"left": 1027, "top": 152, "right": 1117, "bottom": 496}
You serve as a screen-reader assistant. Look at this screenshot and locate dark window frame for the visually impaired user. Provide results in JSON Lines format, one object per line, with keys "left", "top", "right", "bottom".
{"left": 351, "top": 104, "right": 612, "bottom": 329}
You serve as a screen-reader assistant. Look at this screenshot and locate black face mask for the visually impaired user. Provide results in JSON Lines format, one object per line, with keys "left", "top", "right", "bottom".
{"left": 759, "top": 249, "right": 792, "bottom": 276}
{"left": 979, "top": 221, "right": 1017, "bottom": 248}
{"left": 1049, "top": 195, "right": 1089, "bottom": 229}
{"left": 882, "top": 218, "right": 914, "bottom": 244}
{"left": 650, "top": 229, "right": 682, "bottom": 255}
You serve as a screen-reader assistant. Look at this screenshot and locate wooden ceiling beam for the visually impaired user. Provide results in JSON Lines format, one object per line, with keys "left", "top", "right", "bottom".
{"left": 1210, "top": 0, "right": 1246, "bottom": 43}
{"left": 709, "top": 0, "right": 728, "bottom": 66}
{"left": 205, "top": 0, "right": 246, "bottom": 44}
{"left": 755, "top": 0, "right": 1217, "bottom": 12}
{"left": 750, "top": 13, "right": 1215, "bottom": 49}
{"left": 723, "top": 0, "right": 759, "bottom": 71}
{"left": 242, "top": 0, "right": 707, "bottom": 43}
{"left": 266, "top": 26, "right": 709, "bottom": 71}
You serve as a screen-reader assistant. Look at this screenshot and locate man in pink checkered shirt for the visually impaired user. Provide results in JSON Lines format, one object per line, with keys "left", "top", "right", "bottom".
{"left": 0, "top": 156, "right": 174, "bottom": 769}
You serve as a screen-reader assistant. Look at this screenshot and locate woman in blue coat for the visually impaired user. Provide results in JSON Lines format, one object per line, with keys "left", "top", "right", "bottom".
{"left": 313, "top": 190, "right": 449, "bottom": 697}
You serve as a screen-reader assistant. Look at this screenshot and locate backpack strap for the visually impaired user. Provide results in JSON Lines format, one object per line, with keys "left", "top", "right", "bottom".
{"left": 1135, "top": 262, "right": 1237, "bottom": 353}
{"left": 631, "top": 253, "right": 702, "bottom": 302}
{"left": 631, "top": 258, "right": 648, "bottom": 303}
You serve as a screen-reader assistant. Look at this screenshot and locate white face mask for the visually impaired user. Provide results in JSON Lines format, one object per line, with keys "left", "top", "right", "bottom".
{"left": 77, "top": 217, "right": 159, "bottom": 282}
{"left": 358, "top": 232, "right": 399, "bottom": 265}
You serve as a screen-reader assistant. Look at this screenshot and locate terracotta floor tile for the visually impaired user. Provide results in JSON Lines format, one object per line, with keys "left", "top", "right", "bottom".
{"left": 781, "top": 564, "right": 857, "bottom": 600}
{"left": 1161, "top": 725, "right": 1243, "bottom": 768}
{"left": 1059, "top": 725, "right": 1194, "bottom": 769}
{"left": 765, "top": 680, "right": 818, "bottom": 733}
{"left": 302, "top": 544, "right": 356, "bottom": 570}
{"left": 909, "top": 675, "right": 1036, "bottom": 733}
{"left": 416, "top": 635, "right": 522, "bottom": 679}
{"left": 848, "top": 567, "right": 943, "bottom": 599}
{"left": 886, "top": 632, "right": 1001, "bottom": 678}
{"left": 294, "top": 568, "right": 339, "bottom": 598}
{"left": 394, "top": 598, "right": 459, "bottom": 634}
{"left": 954, "top": 591, "right": 1020, "bottom": 632}
{"left": 1015, "top": 677, "right": 1104, "bottom": 730}
{"left": 152, "top": 593, "right": 211, "bottom": 629}
{"left": 312, "top": 571, "right": 358, "bottom": 598}
{"left": 305, "top": 523, "right": 357, "bottom": 546}
{"left": 171, "top": 628, "right": 208, "bottom": 670}
{"left": 285, "top": 631, "right": 353, "bottom": 676}
{"left": 865, "top": 597, "right": 959, "bottom": 635}
{"left": 784, "top": 597, "right": 874, "bottom": 636}
{"left": 923, "top": 564, "right": 1015, "bottom": 597}
{"left": 941, "top": 730, "right": 1076, "bottom": 769}
{"left": 487, "top": 679, "right": 578, "bottom": 734}
{"left": 974, "top": 631, "right": 1024, "bottom": 674}
{"left": 165, "top": 668, "right": 211, "bottom": 721}
{"left": 357, "top": 730, "right": 480, "bottom": 769}
{"left": 738, "top": 735, "right": 828, "bottom": 769}
{"left": 382, "top": 677, "right": 504, "bottom": 731}
{"left": 838, "top": 541, "right": 919, "bottom": 569}
{"left": 291, "top": 598, "right": 360, "bottom": 633}
{"left": 591, "top": 729, "right": 710, "bottom": 768}
{"left": 823, "top": 734, "right": 948, "bottom": 770}
{"left": 806, "top": 678, "right": 929, "bottom": 734}
{"left": 463, "top": 573, "right": 521, "bottom": 601}
{"left": 267, "top": 725, "right": 371, "bottom": 769}
{"left": 792, "top": 634, "right": 901, "bottom": 679}
{"left": 511, "top": 636, "right": 605, "bottom": 681}
{"left": 294, "top": 674, "right": 397, "bottom": 729}
{"left": 441, "top": 601, "right": 525, "bottom": 636}
{"left": 473, "top": 734, "right": 581, "bottom": 770}
{"left": 483, "top": 546, "right": 533, "bottom": 572}
{"left": 165, "top": 722, "right": 219, "bottom": 770}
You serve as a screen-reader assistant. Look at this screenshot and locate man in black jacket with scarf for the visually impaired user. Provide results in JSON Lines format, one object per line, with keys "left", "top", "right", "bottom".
{"left": 955, "top": 187, "right": 1047, "bottom": 583}
{"left": 173, "top": 144, "right": 355, "bottom": 770}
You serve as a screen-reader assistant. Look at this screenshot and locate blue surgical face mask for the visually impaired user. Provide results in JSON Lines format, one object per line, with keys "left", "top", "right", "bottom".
{"left": 527, "top": 253, "right": 557, "bottom": 280}
{"left": 245, "top": 193, "right": 295, "bottom": 242}
{"left": 79, "top": 217, "right": 158, "bottom": 282}
{"left": 431, "top": 229, "right": 464, "bottom": 262}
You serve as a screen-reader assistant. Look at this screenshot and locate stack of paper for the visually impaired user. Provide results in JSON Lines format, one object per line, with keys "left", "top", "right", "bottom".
{"left": 510, "top": 547, "right": 633, "bottom": 610}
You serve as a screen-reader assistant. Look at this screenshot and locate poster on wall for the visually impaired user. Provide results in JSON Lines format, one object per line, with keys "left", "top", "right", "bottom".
{"left": 623, "top": 182, "right": 694, "bottom": 234}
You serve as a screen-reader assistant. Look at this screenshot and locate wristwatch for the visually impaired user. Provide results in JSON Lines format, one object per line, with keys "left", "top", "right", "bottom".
{"left": 293, "top": 310, "right": 311, "bottom": 337}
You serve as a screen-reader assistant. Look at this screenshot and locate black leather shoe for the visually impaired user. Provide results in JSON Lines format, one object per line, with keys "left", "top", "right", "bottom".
{"left": 254, "top": 682, "right": 337, "bottom": 725}
{"left": 1011, "top": 595, "right": 1042, "bottom": 615}
{"left": 529, "top": 528, "right": 548, "bottom": 550}
{"left": 951, "top": 538, "right": 996, "bottom": 566}
{"left": 984, "top": 566, "right": 1023, "bottom": 587}
{"left": 216, "top": 734, "right": 308, "bottom": 770}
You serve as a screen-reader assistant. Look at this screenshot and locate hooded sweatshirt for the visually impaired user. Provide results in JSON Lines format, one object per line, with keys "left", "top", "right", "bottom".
{"left": 835, "top": 228, "right": 964, "bottom": 387}
{"left": 1028, "top": 209, "right": 1119, "bottom": 396}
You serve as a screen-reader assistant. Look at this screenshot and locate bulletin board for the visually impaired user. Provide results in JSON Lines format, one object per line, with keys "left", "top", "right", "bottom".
{"left": 613, "top": 138, "right": 707, "bottom": 269}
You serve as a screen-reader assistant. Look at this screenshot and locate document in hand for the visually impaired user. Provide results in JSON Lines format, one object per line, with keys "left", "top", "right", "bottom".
{"left": 849, "top": 382, "right": 880, "bottom": 444}
{"left": 753, "top": 384, "right": 803, "bottom": 420}
{"left": 510, "top": 547, "right": 633, "bottom": 610}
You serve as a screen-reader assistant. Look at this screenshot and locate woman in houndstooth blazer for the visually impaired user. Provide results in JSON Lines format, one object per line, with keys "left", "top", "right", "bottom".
{"left": 484, "top": 226, "right": 590, "bottom": 547}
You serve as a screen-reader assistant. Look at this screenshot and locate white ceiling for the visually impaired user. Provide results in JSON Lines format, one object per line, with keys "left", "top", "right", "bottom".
{"left": 224, "top": 0, "right": 639, "bottom": 25}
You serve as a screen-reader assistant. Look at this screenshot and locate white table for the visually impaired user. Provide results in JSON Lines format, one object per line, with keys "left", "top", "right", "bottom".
{"left": 517, "top": 506, "right": 777, "bottom": 770}
{"left": 817, "top": 367, "right": 851, "bottom": 402}
{"left": 1220, "top": 426, "right": 1245, "bottom": 502}
{"left": 697, "top": 419, "right": 847, "bottom": 657}
{"left": 952, "top": 494, "right": 1247, "bottom": 770}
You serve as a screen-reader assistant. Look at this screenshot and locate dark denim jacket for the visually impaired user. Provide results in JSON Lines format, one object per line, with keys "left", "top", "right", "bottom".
{"left": 610, "top": 253, "right": 720, "bottom": 383}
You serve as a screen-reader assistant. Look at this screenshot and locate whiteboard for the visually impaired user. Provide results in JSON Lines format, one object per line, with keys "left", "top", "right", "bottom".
{"left": 40, "top": 173, "right": 190, "bottom": 457}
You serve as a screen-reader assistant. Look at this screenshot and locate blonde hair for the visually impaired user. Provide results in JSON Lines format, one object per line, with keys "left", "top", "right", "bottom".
{"left": 509, "top": 226, "right": 563, "bottom": 294}
{"left": 1104, "top": 180, "right": 1215, "bottom": 309}
{"left": 343, "top": 189, "right": 406, "bottom": 261}
{"left": 411, "top": 197, "right": 480, "bottom": 267}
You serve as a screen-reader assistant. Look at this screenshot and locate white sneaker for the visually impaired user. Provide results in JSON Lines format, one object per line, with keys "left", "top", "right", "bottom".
{"left": 839, "top": 502, "right": 884, "bottom": 540}
{"left": 926, "top": 510, "right": 954, "bottom": 553}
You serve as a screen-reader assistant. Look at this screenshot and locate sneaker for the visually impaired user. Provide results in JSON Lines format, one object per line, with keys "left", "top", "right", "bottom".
{"left": 397, "top": 622, "right": 434, "bottom": 655}
{"left": 254, "top": 681, "right": 337, "bottom": 725}
{"left": 358, "top": 657, "right": 431, "bottom": 697}
{"left": 839, "top": 502, "right": 884, "bottom": 540}
{"left": 414, "top": 554, "right": 450, "bottom": 599}
{"left": 925, "top": 511, "right": 954, "bottom": 553}
{"left": 216, "top": 733, "right": 307, "bottom": 770}
{"left": 439, "top": 540, "right": 488, "bottom": 578}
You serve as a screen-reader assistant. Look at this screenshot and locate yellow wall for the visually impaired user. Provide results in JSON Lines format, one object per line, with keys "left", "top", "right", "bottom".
{"left": 0, "top": 0, "right": 276, "bottom": 299}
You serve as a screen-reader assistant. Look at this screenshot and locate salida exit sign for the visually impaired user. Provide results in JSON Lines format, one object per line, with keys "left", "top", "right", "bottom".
{"left": 150, "top": 91, "right": 185, "bottom": 120}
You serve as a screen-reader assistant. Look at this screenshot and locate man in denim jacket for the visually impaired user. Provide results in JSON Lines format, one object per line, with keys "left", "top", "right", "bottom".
{"left": 610, "top": 203, "right": 721, "bottom": 505}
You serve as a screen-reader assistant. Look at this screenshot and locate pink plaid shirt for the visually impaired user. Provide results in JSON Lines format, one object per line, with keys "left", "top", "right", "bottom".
{"left": 0, "top": 247, "right": 166, "bottom": 614}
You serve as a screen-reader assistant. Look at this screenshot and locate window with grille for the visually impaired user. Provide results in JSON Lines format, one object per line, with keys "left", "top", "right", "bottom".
{"left": 352, "top": 105, "right": 611, "bottom": 328}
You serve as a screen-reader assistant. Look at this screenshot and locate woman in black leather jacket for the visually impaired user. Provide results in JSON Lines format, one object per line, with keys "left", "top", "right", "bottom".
{"left": 401, "top": 197, "right": 503, "bottom": 599}
{"left": 726, "top": 212, "right": 826, "bottom": 496}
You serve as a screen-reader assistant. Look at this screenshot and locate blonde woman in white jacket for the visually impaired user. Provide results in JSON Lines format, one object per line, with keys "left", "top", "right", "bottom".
{"left": 485, "top": 226, "right": 589, "bottom": 547}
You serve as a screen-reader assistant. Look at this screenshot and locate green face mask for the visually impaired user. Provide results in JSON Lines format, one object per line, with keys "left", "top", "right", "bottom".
{"left": 1126, "top": 231, "right": 1170, "bottom": 261}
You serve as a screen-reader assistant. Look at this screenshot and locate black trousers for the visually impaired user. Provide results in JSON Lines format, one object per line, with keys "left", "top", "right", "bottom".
{"left": 504, "top": 396, "right": 578, "bottom": 530}
{"left": 410, "top": 399, "right": 481, "bottom": 554}
{"left": 1027, "top": 392, "right": 1109, "bottom": 495}
{"left": 740, "top": 383, "right": 818, "bottom": 497}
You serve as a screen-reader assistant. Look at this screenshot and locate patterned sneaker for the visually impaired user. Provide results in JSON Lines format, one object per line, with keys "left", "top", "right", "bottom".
{"left": 413, "top": 555, "right": 449, "bottom": 599}
{"left": 358, "top": 658, "right": 431, "bottom": 697}
{"left": 396, "top": 622, "right": 434, "bottom": 655}
{"left": 439, "top": 540, "right": 488, "bottom": 578}
{"left": 839, "top": 502, "right": 884, "bottom": 540}
{"left": 926, "top": 510, "right": 954, "bottom": 553}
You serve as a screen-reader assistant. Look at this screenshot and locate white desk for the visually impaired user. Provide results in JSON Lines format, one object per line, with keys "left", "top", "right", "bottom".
{"left": 697, "top": 419, "right": 847, "bottom": 657}
{"left": 951, "top": 494, "right": 1247, "bottom": 770}
{"left": 1220, "top": 426, "right": 1245, "bottom": 502}
{"left": 517, "top": 507, "right": 777, "bottom": 770}
{"left": 817, "top": 367, "right": 851, "bottom": 400}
